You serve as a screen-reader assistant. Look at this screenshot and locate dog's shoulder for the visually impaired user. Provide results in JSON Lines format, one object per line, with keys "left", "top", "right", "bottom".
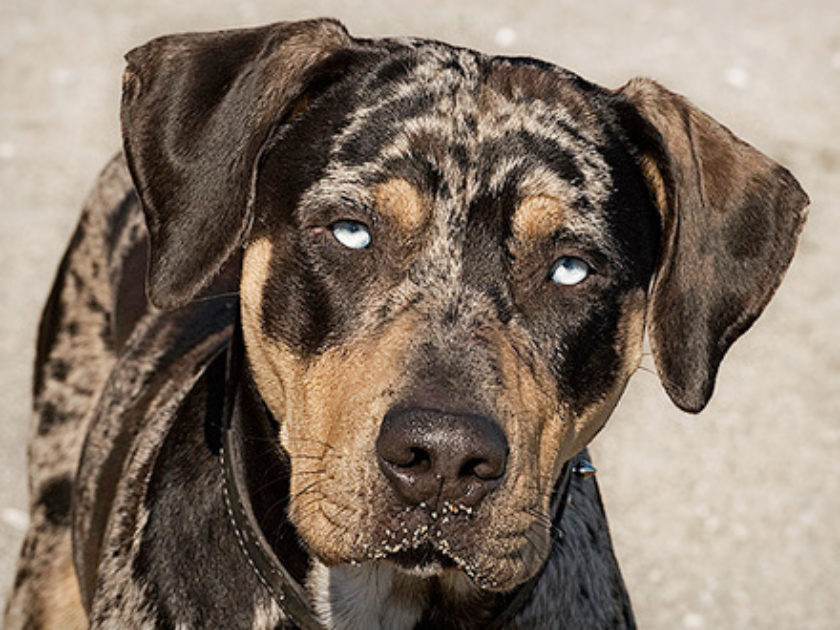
{"left": 75, "top": 298, "right": 290, "bottom": 626}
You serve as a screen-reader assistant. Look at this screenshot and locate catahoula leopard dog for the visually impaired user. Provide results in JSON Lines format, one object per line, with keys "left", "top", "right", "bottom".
{"left": 4, "top": 18, "right": 807, "bottom": 630}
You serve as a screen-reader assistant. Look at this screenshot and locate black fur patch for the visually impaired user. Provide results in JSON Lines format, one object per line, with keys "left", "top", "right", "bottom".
{"left": 36, "top": 400, "right": 70, "bottom": 436}
{"left": 38, "top": 475, "right": 73, "bottom": 527}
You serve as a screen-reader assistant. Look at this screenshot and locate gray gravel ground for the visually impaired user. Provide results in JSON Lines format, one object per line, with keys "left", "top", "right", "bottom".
{"left": 1, "top": 1, "right": 838, "bottom": 627}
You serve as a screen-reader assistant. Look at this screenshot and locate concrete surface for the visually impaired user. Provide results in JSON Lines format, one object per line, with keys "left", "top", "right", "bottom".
{"left": 1, "top": 1, "right": 838, "bottom": 627}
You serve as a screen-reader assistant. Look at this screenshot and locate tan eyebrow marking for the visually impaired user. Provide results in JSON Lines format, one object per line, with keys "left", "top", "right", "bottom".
{"left": 373, "top": 178, "right": 428, "bottom": 232}
{"left": 512, "top": 195, "right": 567, "bottom": 242}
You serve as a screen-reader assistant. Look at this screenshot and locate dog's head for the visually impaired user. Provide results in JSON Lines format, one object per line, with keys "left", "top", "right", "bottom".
{"left": 121, "top": 19, "right": 807, "bottom": 591}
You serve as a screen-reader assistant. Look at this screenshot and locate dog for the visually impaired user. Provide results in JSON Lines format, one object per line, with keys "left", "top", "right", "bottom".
{"left": 4, "top": 18, "right": 808, "bottom": 629}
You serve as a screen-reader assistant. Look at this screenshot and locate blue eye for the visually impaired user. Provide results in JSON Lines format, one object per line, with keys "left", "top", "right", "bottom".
{"left": 331, "top": 220, "right": 371, "bottom": 250}
{"left": 550, "top": 256, "right": 590, "bottom": 286}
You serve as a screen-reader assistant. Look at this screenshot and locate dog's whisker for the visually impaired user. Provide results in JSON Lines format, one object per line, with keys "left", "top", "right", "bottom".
{"left": 294, "top": 450, "right": 344, "bottom": 465}
{"left": 287, "top": 453, "right": 326, "bottom": 461}
{"left": 518, "top": 505, "right": 569, "bottom": 545}
{"left": 276, "top": 487, "right": 332, "bottom": 525}
{"left": 239, "top": 434, "right": 285, "bottom": 444}
{"left": 260, "top": 497, "right": 291, "bottom": 525}
{"left": 316, "top": 501, "right": 362, "bottom": 533}
{"left": 296, "top": 437, "right": 338, "bottom": 452}
{"left": 250, "top": 474, "right": 291, "bottom": 497}
{"left": 522, "top": 506, "right": 553, "bottom": 529}
{"left": 522, "top": 524, "right": 552, "bottom": 560}
{"left": 289, "top": 479, "right": 325, "bottom": 502}
{"left": 290, "top": 491, "right": 328, "bottom": 512}
{"left": 292, "top": 468, "right": 328, "bottom": 478}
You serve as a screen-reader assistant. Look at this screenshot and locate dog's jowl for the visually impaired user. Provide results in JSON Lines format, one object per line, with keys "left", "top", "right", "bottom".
{"left": 4, "top": 18, "right": 807, "bottom": 630}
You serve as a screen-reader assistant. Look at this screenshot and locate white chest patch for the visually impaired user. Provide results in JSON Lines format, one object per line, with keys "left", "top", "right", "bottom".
{"left": 308, "top": 561, "right": 428, "bottom": 630}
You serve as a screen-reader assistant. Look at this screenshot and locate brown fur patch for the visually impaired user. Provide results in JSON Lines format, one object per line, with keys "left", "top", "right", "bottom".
{"left": 512, "top": 195, "right": 567, "bottom": 243}
{"left": 489, "top": 326, "right": 566, "bottom": 574}
{"left": 286, "top": 92, "right": 313, "bottom": 122}
{"left": 241, "top": 238, "right": 291, "bottom": 419}
{"left": 637, "top": 153, "right": 670, "bottom": 223}
{"left": 40, "top": 547, "right": 87, "bottom": 630}
{"left": 494, "top": 325, "right": 563, "bottom": 485}
{"left": 374, "top": 178, "right": 428, "bottom": 233}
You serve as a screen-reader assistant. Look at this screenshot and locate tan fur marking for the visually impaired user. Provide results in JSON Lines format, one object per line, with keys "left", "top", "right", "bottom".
{"left": 287, "top": 92, "right": 312, "bottom": 121}
{"left": 491, "top": 327, "right": 565, "bottom": 578}
{"left": 512, "top": 195, "right": 566, "bottom": 243}
{"left": 40, "top": 550, "right": 87, "bottom": 630}
{"left": 638, "top": 153, "right": 669, "bottom": 221}
{"left": 374, "top": 178, "right": 427, "bottom": 233}
{"left": 283, "top": 312, "right": 419, "bottom": 561}
{"left": 241, "top": 238, "right": 293, "bottom": 419}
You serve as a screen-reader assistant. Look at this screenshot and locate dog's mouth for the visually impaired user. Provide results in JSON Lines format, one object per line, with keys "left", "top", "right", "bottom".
{"left": 387, "top": 543, "right": 458, "bottom": 576}
{"left": 294, "top": 491, "right": 550, "bottom": 591}
{"left": 348, "top": 505, "right": 520, "bottom": 588}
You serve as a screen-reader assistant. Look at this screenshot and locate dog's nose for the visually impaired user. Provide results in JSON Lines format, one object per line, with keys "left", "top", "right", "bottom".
{"left": 376, "top": 407, "right": 508, "bottom": 508}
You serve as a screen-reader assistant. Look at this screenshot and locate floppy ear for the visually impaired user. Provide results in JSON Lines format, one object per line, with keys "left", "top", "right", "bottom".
{"left": 121, "top": 19, "right": 354, "bottom": 309}
{"left": 615, "top": 78, "right": 808, "bottom": 413}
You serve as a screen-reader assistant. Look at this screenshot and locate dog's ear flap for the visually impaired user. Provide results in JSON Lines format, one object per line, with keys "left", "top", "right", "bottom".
{"left": 615, "top": 78, "right": 808, "bottom": 413}
{"left": 121, "top": 19, "right": 353, "bottom": 309}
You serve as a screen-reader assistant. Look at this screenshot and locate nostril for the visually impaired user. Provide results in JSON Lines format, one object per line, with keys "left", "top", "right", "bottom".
{"left": 378, "top": 438, "right": 432, "bottom": 469}
{"left": 401, "top": 447, "right": 431, "bottom": 472}
{"left": 461, "top": 455, "right": 506, "bottom": 481}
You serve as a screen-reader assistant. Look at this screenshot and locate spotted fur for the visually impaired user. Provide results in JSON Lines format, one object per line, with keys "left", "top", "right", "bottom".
{"left": 5, "top": 18, "right": 806, "bottom": 630}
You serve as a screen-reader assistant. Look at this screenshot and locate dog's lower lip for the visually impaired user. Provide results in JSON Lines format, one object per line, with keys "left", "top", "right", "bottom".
{"left": 388, "top": 544, "right": 456, "bottom": 571}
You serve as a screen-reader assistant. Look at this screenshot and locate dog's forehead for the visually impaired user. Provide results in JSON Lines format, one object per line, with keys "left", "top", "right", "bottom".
{"left": 299, "top": 43, "right": 615, "bottom": 241}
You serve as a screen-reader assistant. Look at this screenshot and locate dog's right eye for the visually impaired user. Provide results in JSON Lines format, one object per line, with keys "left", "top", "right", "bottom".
{"left": 330, "top": 220, "right": 371, "bottom": 250}
{"left": 549, "top": 256, "right": 590, "bottom": 286}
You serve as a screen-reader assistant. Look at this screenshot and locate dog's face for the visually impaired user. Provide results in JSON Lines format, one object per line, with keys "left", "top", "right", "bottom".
{"left": 238, "top": 46, "right": 657, "bottom": 589}
{"left": 121, "top": 19, "right": 807, "bottom": 592}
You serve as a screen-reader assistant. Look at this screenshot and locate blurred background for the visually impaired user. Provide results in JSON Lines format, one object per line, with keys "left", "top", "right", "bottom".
{"left": 1, "top": 1, "right": 838, "bottom": 627}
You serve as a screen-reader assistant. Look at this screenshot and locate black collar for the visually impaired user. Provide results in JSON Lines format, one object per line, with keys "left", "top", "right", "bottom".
{"left": 216, "top": 321, "right": 586, "bottom": 629}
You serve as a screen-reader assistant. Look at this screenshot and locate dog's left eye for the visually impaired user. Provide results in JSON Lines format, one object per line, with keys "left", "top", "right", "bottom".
{"left": 330, "top": 220, "right": 371, "bottom": 250}
{"left": 550, "top": 256, "right": 590, "bottom": 286}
